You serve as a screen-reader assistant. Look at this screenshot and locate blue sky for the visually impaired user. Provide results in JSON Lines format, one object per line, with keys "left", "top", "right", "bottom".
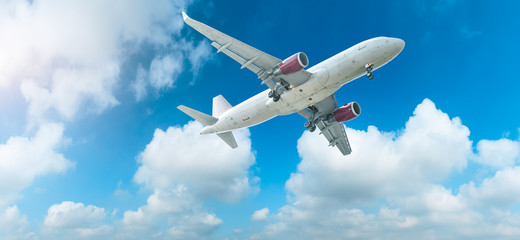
{"left": 1, "top": 0, "right": 520, "bottom": 239}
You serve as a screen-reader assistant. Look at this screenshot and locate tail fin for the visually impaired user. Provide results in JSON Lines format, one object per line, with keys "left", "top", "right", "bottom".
{"left": 177, "top": 105, "right": 218, "bottom": 126}
{"left": 217, "top": 131, "right": 238, "bottom": 149}
{"left": 212, "top": 95, "right": 232, "bottom": 117}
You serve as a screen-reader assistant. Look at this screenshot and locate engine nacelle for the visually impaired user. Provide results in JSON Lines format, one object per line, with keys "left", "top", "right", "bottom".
{"left": 277, "top": 52, "right": 308, "bottom": 75}
{"left": 333, "top": 102, "right": 361, "bottom": 123}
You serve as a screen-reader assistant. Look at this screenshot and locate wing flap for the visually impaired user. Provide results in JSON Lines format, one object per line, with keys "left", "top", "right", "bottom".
{"left": 316, "top": 120, "right": 352, "bottom": 155}
{"left": 184, "top": 13, "right": 281, "bottom": 73}
{"left": 297, "top": 95, "right": 353, "bottom": 156}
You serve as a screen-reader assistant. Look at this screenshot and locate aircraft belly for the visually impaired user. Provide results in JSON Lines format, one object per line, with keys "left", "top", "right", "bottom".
{"left": 214, "top": 92, "right": 278, "bottom": 132}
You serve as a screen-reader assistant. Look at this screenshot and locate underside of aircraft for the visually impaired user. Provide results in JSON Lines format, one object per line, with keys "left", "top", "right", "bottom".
{"left": 178, "top": 12, "right": 404, "bottom": 156}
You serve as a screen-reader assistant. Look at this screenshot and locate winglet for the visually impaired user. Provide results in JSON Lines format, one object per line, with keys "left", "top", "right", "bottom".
{"left": 182, "top": 12, "right": 189, "bottom": 21}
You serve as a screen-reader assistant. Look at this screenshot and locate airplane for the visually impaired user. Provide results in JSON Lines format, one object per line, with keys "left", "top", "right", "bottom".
{"left": 178, "top": 12, "right": 404, "bottom": 155}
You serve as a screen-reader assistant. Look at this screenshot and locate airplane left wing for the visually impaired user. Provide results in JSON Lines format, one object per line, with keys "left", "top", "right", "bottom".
{"left": 182, "top": 12, "right": 311, "bottom": 90}
{"left": 297, "top": 95, "right": 353, "bottom": 156}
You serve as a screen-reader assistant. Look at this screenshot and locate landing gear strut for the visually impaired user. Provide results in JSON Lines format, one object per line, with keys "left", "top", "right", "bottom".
{"left": 304, "top": 106, "right": 318, "bottom": 132}
{"left": 365, "top": 63, "right": 374, "bottom": 80}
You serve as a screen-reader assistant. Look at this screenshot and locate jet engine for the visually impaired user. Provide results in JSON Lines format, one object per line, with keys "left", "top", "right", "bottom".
{"left": 333, "top": 102, "right": 361, "bottom": 123}
{"left": 276, "top": 52, "right": 308, "bottom": 75}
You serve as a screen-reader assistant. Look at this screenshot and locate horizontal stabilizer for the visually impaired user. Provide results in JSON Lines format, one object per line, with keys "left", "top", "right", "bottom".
{"left": 217, "top": 131, "right": 238, "bottom": 149}
{"left": 213, "top": 95, "right": 232, "bottom": 117}
{"left": 177, "top": 105, "right": 218, "bottom": 126}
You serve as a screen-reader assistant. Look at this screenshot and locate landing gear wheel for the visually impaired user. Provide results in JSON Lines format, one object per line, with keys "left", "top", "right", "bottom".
{"left": 273, "top": 94, "right": 280, "bottom": 102}
{"left": 365, "top": 63, "right": 374, "bottom": 72}
{"left": 366, "top": 72, "right": 374, "bottom": 80}
{"left": 268, "top": 90, "right": 274, "bottom": 98}
{"left": 365, "top": 63, "right": 374, "bottom": 80}
{"left": 305, "top": 121, "right": 316, "bottom": 132}
{"left": 304, "top": 121, "right": 313, "bottom": 129}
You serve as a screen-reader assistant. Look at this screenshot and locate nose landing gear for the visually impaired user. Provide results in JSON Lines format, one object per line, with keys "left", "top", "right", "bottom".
{"left": 365, "top": 63, "right": 374, "bottom": 80}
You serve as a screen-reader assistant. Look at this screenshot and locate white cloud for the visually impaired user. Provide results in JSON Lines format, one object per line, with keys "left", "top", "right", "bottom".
{"left": 42, "top": 201, "right": 112, "bottom": 239}
{"left": 461, "top": 166, "right": 520, "bottom": 209}
{"left": 474, "top": 139, "right": 520, "bottom": 168}
{"left": 134, "top": 121, "right": 256, "bottom": 202}
{"left": 0, "top": 0, "right": 204, "bottom": 123}
{"left": 119, "top": 185, "right": 223, "bottom": 239}
{"left": 21, "top": 64, "right": 120, "bottom": 123}
{"left": 131, "top": 65, "right": 148, "bottom": 101}
{"left": 131, "top": 40, "right": 212, "bottom": 101}
{"left": 257, "top": 98, "right": 520, "bottom": 240}
{"left": 149, "top": 54, "right": 183, "bottom": 91}
{"left": 0, "top": 205, "right": 32, "bottom": 239}
{"left": 251, "top": 208, "right": 269, "bottom": 222}
{"left": 287, "top": 99, "right": 471, "bottom": 206}
{"left": 0, "top": 1, "right": 218, "bottom": 238}
{"left": 44, "top": 201, "right": 106, "bottom": 229}
{"left": 0, "top": 122, "right": 73, "bottom": 206}
{"left": 120, "top": 121, "right": 256, "bottom": 239}
{"left": 186, "top": 40, "right": 212, "bottom": 80}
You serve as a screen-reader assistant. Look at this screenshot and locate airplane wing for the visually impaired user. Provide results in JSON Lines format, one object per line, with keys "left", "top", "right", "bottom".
{"left": 182, "top": 12, "right": 311, "bottom": 90}
{"left": 297, "top": 95, "right": 353, "bottom": 155}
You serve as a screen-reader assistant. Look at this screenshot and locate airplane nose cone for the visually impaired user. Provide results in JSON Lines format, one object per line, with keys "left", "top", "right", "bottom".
{"left": 393, "top": 38, "right": 405, "bottom": 54}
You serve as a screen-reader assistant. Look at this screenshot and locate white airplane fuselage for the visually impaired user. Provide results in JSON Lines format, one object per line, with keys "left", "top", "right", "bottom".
{"left": 201, "top": 37, "right": 405, "bottom": 134}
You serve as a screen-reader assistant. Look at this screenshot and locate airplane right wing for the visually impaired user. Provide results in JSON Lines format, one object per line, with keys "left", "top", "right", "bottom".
{"left": 297, "top": 95, "right": 353, "bottom": 155}
{"left": 182, "top": 12, "right": 311, "bottom": 90}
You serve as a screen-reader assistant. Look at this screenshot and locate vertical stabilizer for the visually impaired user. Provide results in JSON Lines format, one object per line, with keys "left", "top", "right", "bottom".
{"left": 217, "top": 131, "right": 238, "bottom": 149}
{"left": 212, "top": 95, "right": 232, "bottom": 117}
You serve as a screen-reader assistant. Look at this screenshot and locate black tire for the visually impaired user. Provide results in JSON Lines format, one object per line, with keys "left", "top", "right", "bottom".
{"left": 304, "top": 121, "right": 312, "bottom": 128}
{"left": 310, "top": 125, "right": 316, "bottom": 132}
{"left": 273, "top": 95, "right": 280, "bottom": 102}
{"left": 268, "top": 90, "right": 274, "bottom": 98}
{"left": 367, "top": 72, "right": 374, "bottom": 80}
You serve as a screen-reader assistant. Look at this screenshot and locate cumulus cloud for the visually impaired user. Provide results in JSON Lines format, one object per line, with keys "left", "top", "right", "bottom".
{"left": 287, "top": 99, "right": 471, "bottom": 206}
{"left": 461, "top": 166, "right": 520, "bottom": 209}
{"left": 0, "top": 0, "right": 218, "bottom": 238}
{"left": 21, "top": 64, "right": 120, "bottom": 122}
{"left": 120, "top": 121, "right": 256, "bottom": 238}
{"left": 134, "top": 121, "right": 256, "bottom": 202}
{"left": 251, "top": 208, "right": 269, "bottom": 222}
{"left": 42, "top": 201, "right": 112, "bottom": 239}
{"left": 258, "top": 98, "right": 520, "bottom": 240}
{"left": 120, "top": 188, "right": 222, "bottom": 240}
{"left": 474, "top": 139, "right": 520, "bottom": 168}
{"left": 0, "top": 206, "right": 31, "bottom": 239}
{"left": 0, "top": 0, "right": 208, "bottom": 123}
{"left": 0, "top": 122, "right": 73, "bottom": 206}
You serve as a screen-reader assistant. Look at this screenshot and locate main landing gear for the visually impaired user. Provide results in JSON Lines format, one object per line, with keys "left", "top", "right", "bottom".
{"left": 268, "top": 90, "right": 281, "bottom": 102}
{"left": 304, "top": 106, "right": 318, "bottom": 132}
{"left": 304, "top": 120, "right": 317, "bottom": 132}
{"left": 365, "top": 63, "right": 374, "bottom": 80}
